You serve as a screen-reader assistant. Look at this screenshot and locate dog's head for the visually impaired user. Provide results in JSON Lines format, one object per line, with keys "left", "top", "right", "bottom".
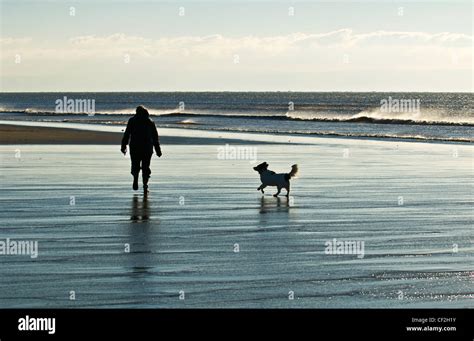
{"left": 253, "top": 162, "right": 268, "bottom": 174}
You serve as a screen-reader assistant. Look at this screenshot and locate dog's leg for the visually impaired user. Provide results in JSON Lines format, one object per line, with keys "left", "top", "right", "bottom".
{"left": 260, "top": 185, "right": 266, "bottom": 194}
{"left": 286, "top": 183, "right": 290, "bottom": 198}
{"left": 273, "top": 187, "right": 281, "bottom": 197}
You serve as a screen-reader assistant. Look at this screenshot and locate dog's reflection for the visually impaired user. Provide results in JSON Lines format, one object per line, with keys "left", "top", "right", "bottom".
{"left": 259, "top": 195, "right": 290, "bottom": 214}
{"left": 130, "top": 194, "right": 150, "bottom": 222}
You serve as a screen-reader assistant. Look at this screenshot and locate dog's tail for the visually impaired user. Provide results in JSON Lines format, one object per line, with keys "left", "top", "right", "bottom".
{"left": 286, "top": 164, "right": 298, "bottom": 180}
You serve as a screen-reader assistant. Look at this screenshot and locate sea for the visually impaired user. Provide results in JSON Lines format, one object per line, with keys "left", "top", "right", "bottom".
{"left": 0, "top": 92, "right": 472, "bottom": 143}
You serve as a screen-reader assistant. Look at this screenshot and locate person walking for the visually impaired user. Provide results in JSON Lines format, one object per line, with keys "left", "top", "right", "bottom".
{"left": 121, "top": 106, "right": 162, "bottom": 193}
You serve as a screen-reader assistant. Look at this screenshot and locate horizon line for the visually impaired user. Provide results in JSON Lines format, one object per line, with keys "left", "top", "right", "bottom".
{"left": 1, "top": 90, "right": 473, "bottom": 94}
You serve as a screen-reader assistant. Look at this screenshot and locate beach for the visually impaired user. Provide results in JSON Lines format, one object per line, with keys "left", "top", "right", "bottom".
{"left": 0, "top": 123, "right": 472, "bottom": 308}
{"left": 0, "top": 123, "right": 269, "bottom": 145}
{"left": 1, "top": 0, "right": 473, "bottom": 335}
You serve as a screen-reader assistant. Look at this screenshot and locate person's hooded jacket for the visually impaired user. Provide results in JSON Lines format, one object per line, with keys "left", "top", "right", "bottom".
{"left": 121, "top": 106, "right": 161, "bottom": 155}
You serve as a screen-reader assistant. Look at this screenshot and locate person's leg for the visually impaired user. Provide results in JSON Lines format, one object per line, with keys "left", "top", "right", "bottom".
{"left": 130, "top": 151, "right": 141, "bottom": 191}
{"left": 141, "top": 153, "right": 152, "bottom": 192}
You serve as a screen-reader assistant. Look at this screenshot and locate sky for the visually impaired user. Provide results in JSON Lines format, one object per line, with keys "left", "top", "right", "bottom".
{"left": 0, "top": 0, "right": 472, "bottom": 92}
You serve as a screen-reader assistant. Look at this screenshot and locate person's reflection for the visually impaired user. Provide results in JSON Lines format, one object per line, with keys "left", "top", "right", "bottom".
{"left": 131, "top": 194, "right": 150, "bottom": 222}
{"left": 128, "top": 194, "right": 153, "bottom": 281}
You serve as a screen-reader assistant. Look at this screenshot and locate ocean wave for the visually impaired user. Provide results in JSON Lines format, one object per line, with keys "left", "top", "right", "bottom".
{"left": 0, "top": 108, "right": 174, "bottom": 116}
{"left": 148, "top": 111, "right": 474, "bottom": 126}
{"left": 0, "top": 116, "right": 471, "bottom": 143}
{"left": 190, "top": 126, "right": 473, "bottom": 143}
{"left": 178, "top": 119, "right": 200, "bottom": 125}
{"left": 1, "top": 108, "right": 473, "bottom": 127}
{"left": 288, "top": 115, "right": 474, "bottom": 126}
{"left": 285, "top": 110, "right": 474, "bottom": 126}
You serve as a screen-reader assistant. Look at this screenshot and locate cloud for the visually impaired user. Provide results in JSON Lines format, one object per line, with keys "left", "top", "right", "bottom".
{"left": 0, "top": 37, "right": 33, "bottom": 45}
{"left": 351, "top": 30, "right": 473, "bottom": 47}
{"left": 2, "top": 29, "right": 472, "bottom": 62}
{"left": 1, "top": 29, "right": 471, "bottom": 92}
{"left": 65, "top": 29, "right": 473, "bottom": 51}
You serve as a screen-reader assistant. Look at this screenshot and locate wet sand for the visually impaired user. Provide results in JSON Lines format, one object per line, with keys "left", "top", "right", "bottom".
{"left": 0, "top": 123, "right": 264, "bottom": 145}
{"left": 0, "top": 131, "right": 472, "bottom": 308}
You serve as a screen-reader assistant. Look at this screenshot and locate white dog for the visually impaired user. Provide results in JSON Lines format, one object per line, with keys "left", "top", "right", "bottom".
{"left": 253, "top": 162, "right": 298, "bottom": 197}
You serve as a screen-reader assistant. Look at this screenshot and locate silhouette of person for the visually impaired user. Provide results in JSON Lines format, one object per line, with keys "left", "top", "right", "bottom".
{"left": 121, "top": 106, "right": 162, "bottom": 192}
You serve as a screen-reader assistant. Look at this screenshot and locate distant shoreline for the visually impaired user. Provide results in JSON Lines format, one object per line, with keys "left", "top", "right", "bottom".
{"left": 0, "top": 123, "right": 268, "bottom": 145}
{"left": 0, "top": 121, "right": 471, "bottom": 146}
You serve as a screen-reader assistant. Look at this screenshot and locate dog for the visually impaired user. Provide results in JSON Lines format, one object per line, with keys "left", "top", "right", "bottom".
{"left": 253, "top": 162, "right": 298, "bottom": 197}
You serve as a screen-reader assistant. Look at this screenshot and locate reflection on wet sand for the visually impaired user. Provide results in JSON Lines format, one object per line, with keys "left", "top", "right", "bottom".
{"left": 130, "top": 194, "right": 150, "bottom": 222}
{"left": 128, "top": 194, "right": 153, "bottom": 278}
{"left": 259, "top": 196, "right": 290, "bottom": 214}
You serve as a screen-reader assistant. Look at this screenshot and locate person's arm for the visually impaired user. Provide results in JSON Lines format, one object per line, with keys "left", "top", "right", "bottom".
{"left": 151, "top": 121, "right": 162, "bottom": 157}
{"left": 121, "top": 119, "right": 132, "bottom": 154}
